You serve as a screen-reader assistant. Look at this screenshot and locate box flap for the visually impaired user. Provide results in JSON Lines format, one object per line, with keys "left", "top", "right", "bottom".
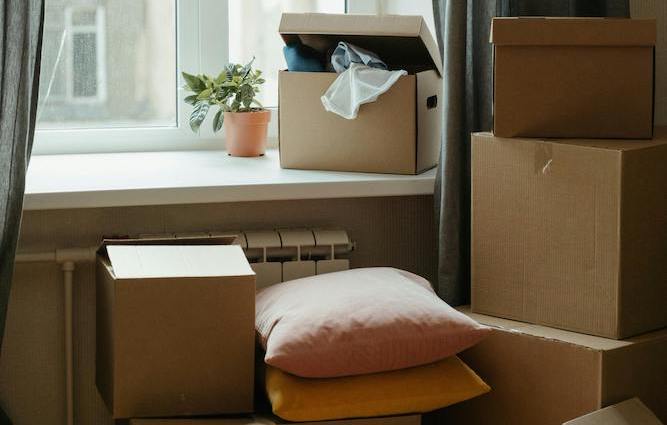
{"left": 105, "top": 244, "right": 254, "bottom": 279}
{"left": 458, "top": 306, "right": 635, "bottom": 351}
{"left": 491, "top": 17, "right": 656, "bottom": 46}
{"left": 563, "top": 398, "right": 664, "bottom": 425}
{"left": 279, "top": 13, "right": 442, "bottom": 75}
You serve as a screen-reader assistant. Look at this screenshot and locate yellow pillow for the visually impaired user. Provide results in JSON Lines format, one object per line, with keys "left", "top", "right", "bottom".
{"left": 265, "top": 356, "right": 490, "bottom": 422}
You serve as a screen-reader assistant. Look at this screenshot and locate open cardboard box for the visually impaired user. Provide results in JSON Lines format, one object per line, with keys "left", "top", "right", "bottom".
{"left": 278, "top": 13, "right": 442, "bottom": 175}
{"left": 96, "top": 236, "right": 256, "bottom": 418}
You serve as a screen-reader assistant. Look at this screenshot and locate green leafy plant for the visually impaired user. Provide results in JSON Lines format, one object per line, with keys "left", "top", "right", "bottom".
{"left": 182, "top": 58, "right": 265, "bottom": 133}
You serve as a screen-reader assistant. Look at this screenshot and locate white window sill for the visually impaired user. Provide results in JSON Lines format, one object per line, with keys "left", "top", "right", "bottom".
{"left": 24, "top": 149, "right": 436, "bottom": 211}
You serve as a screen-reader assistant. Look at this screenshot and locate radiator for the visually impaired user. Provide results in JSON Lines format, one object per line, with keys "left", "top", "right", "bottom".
{"left": 240, "top": 228, "right": 353, "bottom": 289}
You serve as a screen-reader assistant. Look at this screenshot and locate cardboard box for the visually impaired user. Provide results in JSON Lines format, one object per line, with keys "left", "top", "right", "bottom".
{"left": 492, "top": 17, "right": 656, "bottom": 139}
{"left": 96, "top": 237, "right": 256, "bottom": 418}
{"left": 128, "top": 415, "right": 421, "bottom": 425}
{"left": 278, "top": 13, "right": 442, "bottom": 175}
{"left": 564, "top": 398, "right": 664, "bottom": 425}
{"left": 441, "top": 308, "right": 667, "bottom": 425}
{"left": 471, "top": 130, "right": 667, "bottom": 338}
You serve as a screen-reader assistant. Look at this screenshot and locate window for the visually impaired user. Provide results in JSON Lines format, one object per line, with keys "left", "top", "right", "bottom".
{"left": 38, "top": 1, "right": 176, "bottom": 132}
{"left": 228, "top": 1, "right": 345, "bottom": 108}
{"left": 33, "top": 0, "right": 376, "bottom": 154}
{"left": 40, "top": 5, "right": 107, "bottom": 114}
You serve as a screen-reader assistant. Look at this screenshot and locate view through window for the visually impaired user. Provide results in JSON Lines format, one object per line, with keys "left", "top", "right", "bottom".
{"left": 228, "top": 0, "right": 346, "bottom": 108}
{"left": 38, "top": 0, "right": 177, "bottom": 130}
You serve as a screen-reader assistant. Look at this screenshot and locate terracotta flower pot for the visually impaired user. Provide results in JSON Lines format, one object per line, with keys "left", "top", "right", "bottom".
{"left": 223, "top": 110, "right": 271, "bottom": 157}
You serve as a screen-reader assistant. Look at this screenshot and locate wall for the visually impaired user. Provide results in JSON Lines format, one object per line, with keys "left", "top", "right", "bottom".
{"left": 0, "top": 196, "right": 437, "bottom": 425}
{"left": 631, "top": 0, "right": 667, "bottom": 125}
{"left": 382, "top": 0, "right": 436, "bottom": 36}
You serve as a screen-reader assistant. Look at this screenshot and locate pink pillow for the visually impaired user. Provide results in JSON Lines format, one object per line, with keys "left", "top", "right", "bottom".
{"left": 255, "top": 267, "right": 490, "bottom": 378}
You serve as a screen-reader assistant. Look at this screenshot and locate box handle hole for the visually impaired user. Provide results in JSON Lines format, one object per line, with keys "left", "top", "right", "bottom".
{"left": 427, "top": 95, "right": 438, "bottom": 109}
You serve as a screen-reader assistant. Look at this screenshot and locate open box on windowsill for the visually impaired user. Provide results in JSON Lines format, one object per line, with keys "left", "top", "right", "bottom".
{"left": 278, "top": 13, "right": 442, "bottom": 175}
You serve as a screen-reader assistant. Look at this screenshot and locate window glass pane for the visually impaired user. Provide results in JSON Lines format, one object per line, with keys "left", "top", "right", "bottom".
{"left": 71, "top": 8, "right": 96, "bottom": 26}
{"left": 37, "top": 0, "right": 177, "bottom": 130}
{"left": 228, "top": 0, "right": 346, "bottom": 108}
{"left": 72, "top": 32, "right": 97, "bottom": 97}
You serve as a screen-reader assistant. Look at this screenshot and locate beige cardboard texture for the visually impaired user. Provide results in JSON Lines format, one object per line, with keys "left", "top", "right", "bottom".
{"left": 491, "top": 17, "right": 656, "bottom": 139}
{"left": 563, "top": 398, "right": 664, "bottom": 425}
{"left": 441, "top": 309, "right": 667, "bottom": 425}
{"left": 278, "top": 13, "right": 441, "bottom": 174}
{"left": 471, "top": 130, "right": 667, "bottom": 339}
{"left": 96, "top": 238, "right": 256, "bottom": 419}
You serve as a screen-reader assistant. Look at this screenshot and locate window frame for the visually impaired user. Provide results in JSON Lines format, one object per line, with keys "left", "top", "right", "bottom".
{"left": 32, "top": 0, "right": 371, "bottom": 155}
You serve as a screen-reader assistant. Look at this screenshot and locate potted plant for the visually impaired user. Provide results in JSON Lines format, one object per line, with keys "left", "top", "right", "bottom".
{"left": 182, "top": 59, "right": 270, "bottom": 157}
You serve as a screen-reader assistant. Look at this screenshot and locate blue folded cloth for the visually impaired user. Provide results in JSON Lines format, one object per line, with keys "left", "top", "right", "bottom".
{"left": 283, "top": 42, "right": 325, "bottom": 72}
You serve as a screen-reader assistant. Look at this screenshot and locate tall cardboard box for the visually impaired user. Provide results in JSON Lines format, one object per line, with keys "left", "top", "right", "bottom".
{"left": 492, "top": 17, "right": 656, "bottom": 139}
{"left": 278, "top": 13, "right": 442, "bottom": 175}
{"left": 96, "top": 237, "right": 256, "bottom": 418}
{"left": 441, "top": 308, "right": 667, "bottom": 425}
{"left": 471, "top": 130, "right": 667, "bottom": 339}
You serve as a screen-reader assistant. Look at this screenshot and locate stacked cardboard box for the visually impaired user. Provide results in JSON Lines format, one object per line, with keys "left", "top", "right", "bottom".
{"left": 443, "top": 17, "right": 667, "bottom": 425}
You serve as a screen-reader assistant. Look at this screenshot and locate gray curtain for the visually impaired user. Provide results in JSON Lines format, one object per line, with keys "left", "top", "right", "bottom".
{"left": 0, "top": 1, "right": 44, "bottom": 423}
{"left": 431, "top": 0, "right": 630, "bottom": 306}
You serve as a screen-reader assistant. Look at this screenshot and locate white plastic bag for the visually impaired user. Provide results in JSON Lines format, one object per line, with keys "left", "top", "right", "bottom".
{"left": 321, "top": 63, "right": 407, "bottom": 120}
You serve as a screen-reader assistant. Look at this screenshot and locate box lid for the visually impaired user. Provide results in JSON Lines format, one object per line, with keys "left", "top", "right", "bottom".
{"left": 491, "top": 17, "right": 656, "bottom": 46}
{"left": 563, "top": 398, "right": 664, "bottom": 425}
{"left": 99, "top": 236, "right": 254, "bottom": 279}
{"left": 279, "top": 13, "right": 442, "bottom": 75}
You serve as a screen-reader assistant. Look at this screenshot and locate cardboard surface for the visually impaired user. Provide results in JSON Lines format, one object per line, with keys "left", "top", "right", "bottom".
{"left": 96, "top": 238, "right": 256, "bottom": 419}
{"left": 129, "top": 415, "right": 421, "bottom": 425}
{"left": 441, "top": 308, "right": 667, "bottom": 425}
{"left": 278, "top": 13, "right": 441, "bottom": 174}
{"left": 564, "top": 398, "right": 664, "bottom": 425}
{"left": 471, "top": 130, "right": 667, "bottom": 339}
{"left": 492, "top": 17, "right": 656, "bottom": 139}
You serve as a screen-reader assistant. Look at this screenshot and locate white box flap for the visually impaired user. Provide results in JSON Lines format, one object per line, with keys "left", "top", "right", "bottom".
{"left": 457, "top": 306, "right": 637, "bottom": 351}
{"left": 106, "top": 245, "right": 254, "bottom": 279}
{"left": 563, "top": 398, "right": 663, "bottom": 425}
